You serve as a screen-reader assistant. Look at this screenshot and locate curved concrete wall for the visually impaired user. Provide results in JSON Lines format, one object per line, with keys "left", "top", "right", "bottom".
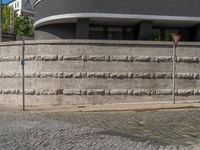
{"left": 34, "top": 0, "right": 200, "bottom": 21}
{"left": 0, "top": 40, "right": 200, "bottom": 107}
{"left": 34, "top": 0, "right": 200, "bottom": 41}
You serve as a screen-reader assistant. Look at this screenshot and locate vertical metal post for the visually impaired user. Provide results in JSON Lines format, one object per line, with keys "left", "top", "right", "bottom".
{"left": 22, "top": 38, "right": 25, "bottom": 111}
{"left": 172, "top": 43, "right": 176, "bottom": 104}
{"left": 0, "top": 0, "right": 2, "bottom": 42}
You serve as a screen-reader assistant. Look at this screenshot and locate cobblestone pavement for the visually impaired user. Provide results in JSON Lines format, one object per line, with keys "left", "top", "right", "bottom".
{"left": 0, "top": 109, "right": 200, "bottom": 150}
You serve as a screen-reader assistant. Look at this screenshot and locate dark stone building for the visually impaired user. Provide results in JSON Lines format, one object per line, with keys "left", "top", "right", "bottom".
{"left": 34, "top": 0, "right": 200, "bottom": 41}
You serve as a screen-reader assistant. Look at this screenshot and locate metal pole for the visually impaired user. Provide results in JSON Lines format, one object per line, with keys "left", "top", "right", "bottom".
{"left": 172, "top": 43, "right": 176, "bottom": 104}
{"left": 22, "top": 38, "right": 25, "bottom": 111}
{"left": 0, "top": 0, "right": 2, "bottom": 42}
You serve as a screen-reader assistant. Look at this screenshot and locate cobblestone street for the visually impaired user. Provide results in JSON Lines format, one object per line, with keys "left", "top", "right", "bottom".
{"left": 0, "top": 109, "right": 200, "bottom": 150}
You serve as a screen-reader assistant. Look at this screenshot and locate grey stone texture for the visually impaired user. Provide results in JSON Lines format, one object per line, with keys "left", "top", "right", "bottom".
{"left": 0, "top": 109, "right": 200, "bottom": 149}
{"left": 0, "top": 40, "right": 200, "bottom": 107}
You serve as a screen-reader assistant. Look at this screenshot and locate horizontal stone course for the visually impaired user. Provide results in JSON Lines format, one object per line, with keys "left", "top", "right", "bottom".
{"left": 0, "top": 89, "right": 199, "bottom": 96}
{"left": 0, "top": 72, "right": 199, "bottom": 79}
{"left": 0, "top": 55, "right": 200, "bottom": 63}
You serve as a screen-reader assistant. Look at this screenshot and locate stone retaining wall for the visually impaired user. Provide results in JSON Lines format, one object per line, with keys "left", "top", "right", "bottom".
{"left": 0, "top": 40, "right": 200, "bottom": 107}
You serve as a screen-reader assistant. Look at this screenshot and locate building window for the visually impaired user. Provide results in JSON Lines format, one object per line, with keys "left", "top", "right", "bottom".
{"left": 108, "top": 27, "right": 123, "bottom": 40}
{"left": 89, "top": 26, "right": 104, "bottom": 39}
{"left": 151, "top": 29, "right": 161, "bottom": 41}
{"left": 164, "top": 29, "right": 179, "bottom": 41}
{"left": 152, "top": 27, "right": 190, "bottom": 41}
{"left": 126, "top": 27, "right": 135, "bottom": 40}
{"left": 89, "top": 25, "right": 135, "bottom": 40}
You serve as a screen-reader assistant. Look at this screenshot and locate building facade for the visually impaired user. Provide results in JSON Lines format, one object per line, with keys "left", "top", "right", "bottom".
{"left": 34, "top": 0, "right": 200, "bottom": 41}
{"left": 8, "top": 0, "right": 34, "bottom": 17}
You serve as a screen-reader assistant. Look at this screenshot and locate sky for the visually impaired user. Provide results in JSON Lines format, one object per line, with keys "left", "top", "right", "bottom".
{"left": 2, "top": 0, "right": 11, "bottom": 4}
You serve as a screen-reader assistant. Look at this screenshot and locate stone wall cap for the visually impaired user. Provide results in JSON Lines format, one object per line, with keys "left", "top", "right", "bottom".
{"left": 0, "top": 39, "right": 200, "bottom": 47}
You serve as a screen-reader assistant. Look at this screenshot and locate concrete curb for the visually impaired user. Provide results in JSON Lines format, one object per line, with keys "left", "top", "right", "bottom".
{"left": 21, "top": 101, "right": 200, "bottom": 112}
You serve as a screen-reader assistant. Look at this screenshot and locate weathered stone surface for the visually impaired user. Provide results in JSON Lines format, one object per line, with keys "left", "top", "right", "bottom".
{"left": 24, "top": 89, "right": 35, "bottom": 95}
{"left": 24, "top": 55, "right": 36, "bottom": 61}
{"left": 177, "top": 57, "right": 199, "bottom": 63}
{"left": 133, "top": 89, "right": 152, "bottom": 95}
{"left": 82, "top": 55, "right": 87, "bottom": 62}
{"left": 64, "top": 72, "right": 74, "bottom": 78}
{"left": 41, "top": 55, "right": 58, "bottom": 61}
{"left": 2, "top": 89, "right": 16, "bottom": 94}
{"left": 177, "top": 90, "right": 194, "bottom": 96}
{"left": 156, "top": 89, "right": 172, "bottom": 95}
{"left": 63, "top": 89, "right": 81, "bottom": 95}
{"left": 110, "top": 56, "right": 128, "bottom": 61}
{"left": 110, "top": 89, "right": 128, "bottom": 95}
{"left": 1, "top": 72, "right": 200, "bottom": 79}
{"left": 128, "top": 89, "right": 133, "bottom": 95}
{"left": 87, "top": 55, "right": 105, "bottom": 61}
{"left": 152, "top": 56, "right": 172, "bottom": 62}
{"left": 109, "top": 73, "right": 128, "bottom": 79}
{"left": 156, "top": 73, "right": 172, "bottom": 79}
{"left": 87, "top": 89, "right": 105, "bottom": 95}
{"left": 177, "top": 73, "right": 194, "bottom": 79}
{"left": 25, "top": 73, "right": 35, "bottom": 78}
{"left": 54, "top": 72, "right": 64, "bottom": 78}
{"left": 40, "top": 72, "right": 54, "bottom": 78}
{"left": 81, "top": 89, "right": 87, "bottom": 95}
{"left": 63, "top": 56, "right": 82, "bottom": 60}
{"left": 134, "top": 56, "right": 151, "bottom": 62}
{"left": 0, "top": 41, "right": 200, "bottom": 106}
{"left": 73, "top": 72, "right": 82, "bottom": 78}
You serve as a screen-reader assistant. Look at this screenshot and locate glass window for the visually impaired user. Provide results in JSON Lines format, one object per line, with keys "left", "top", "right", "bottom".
{"left": 126, "top": 28, "right": 135, "bottom": 40}
{"left": 108, "top": 27, "right": 123, "bottom": 40}
{"left": 178, "top": 29, "right": 190, "bottom": 41}
{"left": 165, "top": 29, "right": 178, "bottom": 41}
{"left": 89, "top": 26, "right": 136, "bottom": 40}
{"left": 89, "top": 26, "right": 104, "bottom": 39}
{"left": 151, "top": 29, "right": 161, "bottom": 41}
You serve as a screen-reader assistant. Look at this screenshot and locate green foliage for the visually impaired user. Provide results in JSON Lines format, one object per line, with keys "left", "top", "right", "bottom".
{"left": 1, "top": 6, "right": 34, "bottom": 37}
{"left": 2, "top": 6, "right": 11, "bottom": 32}
{"left": 14, "top": 16, "right": 34, "bottom": 37}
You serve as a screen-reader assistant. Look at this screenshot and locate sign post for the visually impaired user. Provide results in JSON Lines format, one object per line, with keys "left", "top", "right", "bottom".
{"left": 171, "top": 33, "right": 181, "bottom": 104}
{"left": 0, "top": 0, "right": 2, "bottom": 42}
{"left": 21, "top": 38, "right": 25, "bottom": 111}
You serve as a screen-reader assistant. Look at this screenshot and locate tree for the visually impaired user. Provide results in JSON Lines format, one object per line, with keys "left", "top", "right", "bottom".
{"left": 2, "top": 6, "right": 11, "bottom": 32}
{"left": 14, "top": 16, "right": 34, "bottom": 37}
{"left": 2, "top": 6, "right": 34, "bottom": 37}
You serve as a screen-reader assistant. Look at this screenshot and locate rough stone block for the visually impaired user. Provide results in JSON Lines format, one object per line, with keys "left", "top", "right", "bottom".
{"left": 63, "top": 56, "right": 82, "bottom": 60}
{"left": 87, "top": 55, "right": 105, "bottom": 61}
{"left": 156, "top": 89, "right": 172, "bottom": 95}
{"left": 41, "top": 55, "right": 58, "bottom": 61}
{"left": 134, "top": 56, "right": 151, "bottom": 62}
{"left": 110, "top": 89, "right": 128, "bottom": 95}
{"left": 63, "top": 89, "right": 81, "bottom": 95}
{"left": 177, "top": 90, "right": 194, "bottom": 96}
{"left": 110, "top": 56, "right": 128, "bottom": 61}
{"left": 87, "top": 89, "right": 105, "bottom": 95}
{"left": 64, "top": 72, "right": 74, "bottom": 78}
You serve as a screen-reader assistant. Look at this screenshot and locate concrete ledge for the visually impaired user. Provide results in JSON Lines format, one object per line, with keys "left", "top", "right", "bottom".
{"left": 1, "top": 39, "right": 200, "bottom": 47}
{"left": 25, "top": 101, "right": 200, "bottom": 112}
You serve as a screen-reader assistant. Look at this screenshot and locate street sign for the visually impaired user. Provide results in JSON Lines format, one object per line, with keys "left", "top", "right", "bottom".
{"left": 171, "top": 33, "right": 181, "bottom": 47}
